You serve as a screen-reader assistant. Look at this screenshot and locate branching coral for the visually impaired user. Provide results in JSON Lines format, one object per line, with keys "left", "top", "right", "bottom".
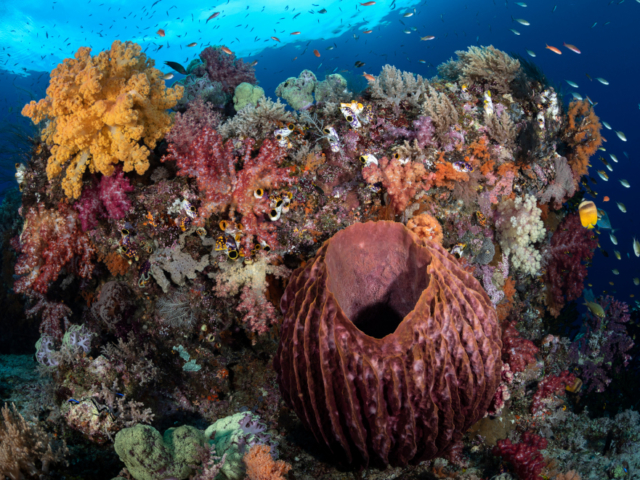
{"left": 0, "top": 403, "right": 68, "bottom": 479}
{"left": 370, "top": 64, "right": 428, "bottom": 110}
{"left": 563, "top": 100, "right": 602, "bottom": 183}
{"left": 439, "top": 46, "right": 521, "bottom": 95}
{"left": 14, "top": 203, "right": 95, "bottom": 295}
{"left": 543, "top": 213, "right": 598, "bottom": 317}
{"left": 422, "top": 86, "right": 460, "bottom": 146}
{"left": 362, "top": 157, "right": 435, "bottom": 214}
{"left": 218, "top": 97, "right": 295, "bottom": 141}
{"left": 495, "top": 194, "right": 545, "bottom": 276}
{"left": 212, "top": 253, "right": 290, "bottom": 337}
{"left": 21, "top": 40, "right": 184, "bottom": 198}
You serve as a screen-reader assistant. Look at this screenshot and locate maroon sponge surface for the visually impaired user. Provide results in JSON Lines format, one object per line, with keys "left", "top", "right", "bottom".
{"left": 273, "top": 221, "right": 502, "bottom": 467}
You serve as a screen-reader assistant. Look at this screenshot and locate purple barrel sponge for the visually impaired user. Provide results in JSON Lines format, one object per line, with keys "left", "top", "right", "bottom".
{"left": 273, "top": 221, "right": 503, "bottom": 467}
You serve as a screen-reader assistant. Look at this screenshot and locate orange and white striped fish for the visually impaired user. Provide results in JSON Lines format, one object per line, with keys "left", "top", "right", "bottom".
{"left": 546, "top": 44, "right": 562, "bottom": 55}
{"left": 221, "top": 46, "right": 233, "bottom": 55}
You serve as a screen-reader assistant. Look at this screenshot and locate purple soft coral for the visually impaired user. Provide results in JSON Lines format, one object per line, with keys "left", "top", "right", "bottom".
{"left": 75, "top": 181, "right": 105, "bottom": 232}
{"left": 199, "top": 46, "right": 256, "bottom": 94}
{"left": 569, "top": 296, "right": 634, "bottom": 393}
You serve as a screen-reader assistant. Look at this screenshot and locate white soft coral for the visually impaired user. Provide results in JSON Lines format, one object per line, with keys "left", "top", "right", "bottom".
{"left": 495, "top": 194, "right": 545, "bottom": 276}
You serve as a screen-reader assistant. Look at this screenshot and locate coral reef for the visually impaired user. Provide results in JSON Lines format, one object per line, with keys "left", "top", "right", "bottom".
{"left": 7, "top": 39, "right": 623, "bottom": 480}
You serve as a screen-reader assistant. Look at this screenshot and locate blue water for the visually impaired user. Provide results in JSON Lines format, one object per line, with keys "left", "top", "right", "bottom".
{"left": 0, "top": 0, "right": 638, "bottom": 300}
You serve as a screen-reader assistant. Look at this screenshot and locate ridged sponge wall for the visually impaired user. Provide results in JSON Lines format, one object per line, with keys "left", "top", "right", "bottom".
{"left": 274, "top": 221, "right": 502, "bottom": 467}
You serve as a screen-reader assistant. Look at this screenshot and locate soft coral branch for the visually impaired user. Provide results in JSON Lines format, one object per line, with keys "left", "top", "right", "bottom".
{"left": 14, "top": 203, "right": 95, "bottom": 295}
{"left": 163, "top": 126, "right": 293, "bottom": 249}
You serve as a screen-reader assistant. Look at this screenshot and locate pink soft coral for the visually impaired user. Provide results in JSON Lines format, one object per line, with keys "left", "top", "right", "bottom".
{"left": 98, "top": 167, "right": 134, "bottom": 220}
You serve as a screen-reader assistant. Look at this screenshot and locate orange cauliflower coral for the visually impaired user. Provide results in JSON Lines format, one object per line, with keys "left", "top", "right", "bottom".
{"left": 406, "top": 213, "right": 443, "bottom": 245}
{"left": 22, "top": 40, "right": 184, "bottom": 199}
{"left": 243, "top": 444, "right": 291, "bottom": 480}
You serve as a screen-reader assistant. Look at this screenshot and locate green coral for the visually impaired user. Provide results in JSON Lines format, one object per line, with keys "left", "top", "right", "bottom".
{"left": 233, "top": 82, "right": 265, "bottom": 111}
{"left": 275, "top": 69, "right": 317, "bottom": 110}
{"left": 113, "top": 424, "right": 205, "bottom": 480}
{"left": 204, "top": 412, "right": 264, "bottom": 480}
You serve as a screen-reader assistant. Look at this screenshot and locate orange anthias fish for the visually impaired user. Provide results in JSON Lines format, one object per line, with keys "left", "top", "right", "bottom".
{"left": 157, "top": 29, "right": 165, "bottom": 37}
{"left": 206, "top": 12, "right": 220, "bottom": 22}
{"left": 313, "top": 49, "right": 321, "bottom": 57}
{"left": 563, "top": 42, "right": 581, "bottom": 54}
{"left": 603, "top": 196, "right": 610, "bottom": 202}
{"left": 187, "top": 42, "right": 197, "bottom": 47}
{"left": 363, "top": 29, "right": 373, "bottom": 34}
{"left": 221, "top": 46, "right": 233, "bottom": 55}
{"left": 291, "top": 31, "right": 301, "bottom": 35}
{"left": 363, "top": 73, "right": 375, "bottom": 82}
{"left": 361, "top": 1, "right": 376, "bottom": 5}
{"left": 271, "top": 36, "right": 281, "bottom": 42}
{"left": 546, "top": 44, "right": 562, "bottom": 55}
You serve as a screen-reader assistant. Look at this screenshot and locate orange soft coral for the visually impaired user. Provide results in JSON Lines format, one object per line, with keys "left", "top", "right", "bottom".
{"left": 101, "top": 251, "right": 129, "bottom": 277}
{"left": 564, "top": 100, "right": 602, "bottom": 183}
{"left": 496, "top": 275, "right": 516, "bottom": 321}
{"left": 22, "top": 40, "right": 184, "bottom": 199}
{"left": 406, "top": 213, "right": 444, "bottom": 245}
{"left": 433, "top": 161, "right": 469, "bottom": 190}
{"left": 466, "top": 136, "right": 492, "bottom": 169}
{"left": 243, "top": 445, "right": 292, "bottom": 480}
{"left": 362, "top": 157, "right": 435, "bottom": 214}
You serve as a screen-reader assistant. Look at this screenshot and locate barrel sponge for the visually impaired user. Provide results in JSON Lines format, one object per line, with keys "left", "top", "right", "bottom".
{"left": 273, "top": 221, "right": 502, "bottom": 467}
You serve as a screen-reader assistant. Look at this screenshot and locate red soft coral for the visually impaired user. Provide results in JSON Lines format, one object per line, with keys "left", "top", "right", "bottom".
{"left": 163, "top": 126, "right": 293, "bottom": 249}
{"left": 199, "top": 46, "right": 256, "bottom": 94}
{"left": 543, "top": 213, "right": 598, "bottom": 317}
{"left": 14, "top": 203, "right": 95, "bottom": 295}
{"left": 531, "top": 370, "right": 576, "bottom": 414}
{"left": 502, "top": 320, "right": 539, "bottom": 373}
{"left": 493, "top": 431, "right": 548, "bottom": 480}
